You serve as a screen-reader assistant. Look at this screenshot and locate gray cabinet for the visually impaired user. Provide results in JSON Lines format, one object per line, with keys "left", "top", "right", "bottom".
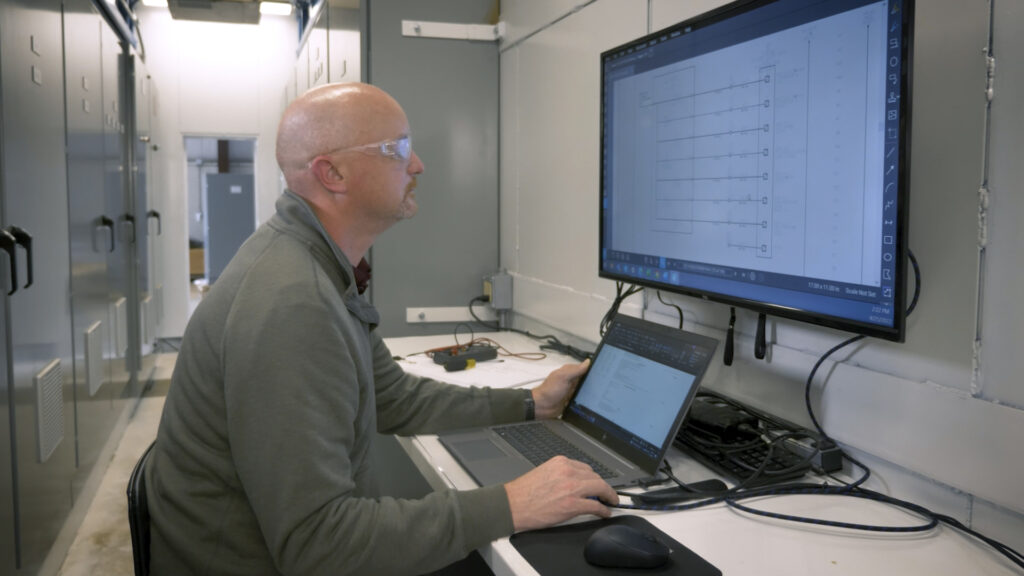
{"left": 127, "top": 54, "right": 157, "bottom": 395}
{"left": 0, "top": 1, "right": 148, "bottom": 573}
{"left": 0, "top": 0, "right": 77, "bottom": 572}
{"left": 204, "top": 173, "right": 255, "bottom": 284}
{"left": 0, "top": 212, "right": 15, "bottom": 576}
{"left": 102, "top": 19, "right": 133, "bottom": 404}
{"left": 64, "top": 0, "right": 123, "bottom": 501}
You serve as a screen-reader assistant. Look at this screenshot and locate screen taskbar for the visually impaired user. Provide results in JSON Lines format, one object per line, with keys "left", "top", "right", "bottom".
{"left": 601, "top": 250, "right": 896, "bottom": 328}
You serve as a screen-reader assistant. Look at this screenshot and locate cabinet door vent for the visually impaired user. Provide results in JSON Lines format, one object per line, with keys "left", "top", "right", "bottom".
{"left": 35, "top": 359, "right": 65, "bottom": 463}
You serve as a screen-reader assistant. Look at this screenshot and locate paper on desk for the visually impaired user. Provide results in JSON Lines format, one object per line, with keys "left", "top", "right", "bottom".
{"left": 397, "top": 354, "right": 554, "bottom": 388}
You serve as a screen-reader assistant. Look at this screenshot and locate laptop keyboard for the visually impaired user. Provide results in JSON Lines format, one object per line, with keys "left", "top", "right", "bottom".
{"left": 493, "top": 424, "right": 617, "bottom": 479}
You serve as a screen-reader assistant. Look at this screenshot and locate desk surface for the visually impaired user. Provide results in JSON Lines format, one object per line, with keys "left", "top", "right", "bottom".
{"left": 383, "top": 333, "right": 1020, "bottom": 576}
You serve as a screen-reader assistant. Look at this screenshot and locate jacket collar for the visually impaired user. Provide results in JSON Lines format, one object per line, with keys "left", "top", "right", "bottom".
{"left": 271, "top": 190, "right": 381, "bottom": 328}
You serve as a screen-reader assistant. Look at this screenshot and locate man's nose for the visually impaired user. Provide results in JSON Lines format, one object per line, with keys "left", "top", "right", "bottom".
{"left": 408, "top": 151, "right": 425, "bottom": 175}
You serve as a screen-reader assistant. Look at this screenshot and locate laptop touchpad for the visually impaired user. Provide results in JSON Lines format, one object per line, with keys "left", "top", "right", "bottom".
{"left": 453, "top": 439, "right": 508, "bottom": 461}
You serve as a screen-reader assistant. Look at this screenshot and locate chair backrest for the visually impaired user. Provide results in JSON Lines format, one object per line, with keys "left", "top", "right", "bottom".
{"left": 127, "top": 441, "right": 156, "bottom": 576}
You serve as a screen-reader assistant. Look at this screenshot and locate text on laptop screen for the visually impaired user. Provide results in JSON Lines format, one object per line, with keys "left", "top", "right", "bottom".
{"left": 573, "top": 345, "right": 696, "bottom": 448}
{"left": 567, "top": 320, "right": 712, "bottom": 460}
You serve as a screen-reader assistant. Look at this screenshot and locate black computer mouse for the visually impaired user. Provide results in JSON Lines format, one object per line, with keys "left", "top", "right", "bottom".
{"left": 583, "top": 524, "right": 671, "bottom": 569}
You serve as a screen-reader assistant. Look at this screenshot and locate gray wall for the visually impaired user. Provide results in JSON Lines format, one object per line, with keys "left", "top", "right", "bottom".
{"left": 499, "top": 0, "right": 1024, "bottom": 553}
{"left": 367, "top": 0, "right": 500, "bottom": 338}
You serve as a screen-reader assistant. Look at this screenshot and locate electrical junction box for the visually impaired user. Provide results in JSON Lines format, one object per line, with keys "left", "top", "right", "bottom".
{"left": 484, "top": 271, "right": 512, "bottom": 310}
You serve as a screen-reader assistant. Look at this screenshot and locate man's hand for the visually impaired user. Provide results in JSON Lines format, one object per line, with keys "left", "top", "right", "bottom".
{"left": 531, "top": 359, "right": 590, "bottom": 420}
{"left": 504, "top": 456, "right": 619, "bottom": 532}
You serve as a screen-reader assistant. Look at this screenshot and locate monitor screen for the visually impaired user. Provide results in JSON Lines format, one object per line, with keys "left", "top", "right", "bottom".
{"left": 599, "top": 0, "right": 913, "bottom": 341}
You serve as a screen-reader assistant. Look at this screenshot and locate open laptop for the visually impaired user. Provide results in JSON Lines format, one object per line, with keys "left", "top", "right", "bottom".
{"left": 438, "top": 315, "right": 718, "bottom": 488}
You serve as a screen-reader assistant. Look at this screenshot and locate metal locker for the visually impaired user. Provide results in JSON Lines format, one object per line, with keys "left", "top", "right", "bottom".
{"left": 102, "top": 22, "right": 134, "bottom": 405}
{"left": 64, "top": 0, "right": 123, "bottom": 501}
{"left": 0, "top": 0, "right": 77, "bottom": 572}
{"left": 128, "top": 54, "right": 158, "bottom": 391}
{"left": 0, "top": 210, "right": 16, "bottom": 576}
{"left": 308, "top": 8, "right": 329, "bottom": 89}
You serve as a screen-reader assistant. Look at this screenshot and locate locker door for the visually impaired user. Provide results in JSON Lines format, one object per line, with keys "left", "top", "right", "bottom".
{"left": 0, "top": 0, "right": 76, "bottom": 571}
{"left": 142, "top": 71, "right": 164, "bottom": 341}
{"left": 64, "top": 0, "right": 121, "bottom": 499}
{"left": 102, "top": 22, "right": 133, "bottom": 404}
{"left": 0, "top": 211, "right": 16, "bottom": 576}
{"left": 129, "top": 54, "right": 157, "bottom": 391}
{"left": 308, "top": 9, "right": 328, "bottom": 89}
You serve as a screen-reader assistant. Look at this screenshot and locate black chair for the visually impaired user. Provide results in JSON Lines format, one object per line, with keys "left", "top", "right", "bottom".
{"left": 127, "top": 441, "right": 156, "bottom": 576}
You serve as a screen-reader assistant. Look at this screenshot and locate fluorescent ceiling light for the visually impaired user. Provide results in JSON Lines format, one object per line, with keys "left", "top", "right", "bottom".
{"left": 141, "top": 0, "right": 168, "bottom": 6}
{"left": 260, "top": 1, "right": 293, "bottom": 16}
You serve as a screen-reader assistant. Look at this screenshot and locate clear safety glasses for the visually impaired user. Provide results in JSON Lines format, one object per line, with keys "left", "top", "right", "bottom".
{"left": 315, "top": 135, "right": 412, "bottom": 165}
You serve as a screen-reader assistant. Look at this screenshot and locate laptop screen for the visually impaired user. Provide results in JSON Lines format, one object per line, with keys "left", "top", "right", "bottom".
{"left": 563, "top": 315, "right": 717, "bottom": 472}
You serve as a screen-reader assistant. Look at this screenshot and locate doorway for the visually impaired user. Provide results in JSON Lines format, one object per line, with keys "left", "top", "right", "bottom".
{"left": 184, "top": 136, "right": 256, "bottom": 316}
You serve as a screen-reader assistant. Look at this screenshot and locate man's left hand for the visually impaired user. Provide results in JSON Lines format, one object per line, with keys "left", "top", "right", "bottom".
{"left": 531, "top": 359, "right": 590, "bottom": 420}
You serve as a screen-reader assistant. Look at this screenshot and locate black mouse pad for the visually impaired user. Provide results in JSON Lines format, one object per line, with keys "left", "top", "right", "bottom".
{"left": 509, "top": 515, "right": 722, "bottom": 576}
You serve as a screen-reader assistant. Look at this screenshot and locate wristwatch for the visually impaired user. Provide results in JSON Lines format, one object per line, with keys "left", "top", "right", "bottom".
{"left": 523, "top": 394, "right": 536, "bottom": 421}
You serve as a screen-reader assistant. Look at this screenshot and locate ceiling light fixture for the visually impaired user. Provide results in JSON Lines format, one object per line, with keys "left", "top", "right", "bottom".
{"left": 259, "top": 1, "right": 293, "bottom": 16}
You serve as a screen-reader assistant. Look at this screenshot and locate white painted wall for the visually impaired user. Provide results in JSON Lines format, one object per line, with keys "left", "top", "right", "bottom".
{"left": 137, "top": 6, "right": 296, "bottom": 336}
{"left": 500, "top": 0, "right": 1024, "bottom": 554}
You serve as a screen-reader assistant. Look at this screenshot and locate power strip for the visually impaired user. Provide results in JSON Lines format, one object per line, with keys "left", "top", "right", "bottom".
{"left": 432, "top": 345, "right": 498, "bottom": 371}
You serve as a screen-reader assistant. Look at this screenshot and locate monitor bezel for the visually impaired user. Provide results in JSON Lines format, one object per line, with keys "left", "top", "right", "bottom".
{"left": 598, "top": 0, "right": 915, "bottom": 342}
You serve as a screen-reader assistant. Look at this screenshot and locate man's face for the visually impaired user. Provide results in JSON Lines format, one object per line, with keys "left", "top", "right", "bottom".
{"left": 341, "top": 114, "right": 425, "bottom": 225}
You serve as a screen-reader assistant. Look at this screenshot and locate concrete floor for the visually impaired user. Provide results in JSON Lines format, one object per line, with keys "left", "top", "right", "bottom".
{"left": 55, "top": 358, "right": 172, "bottom": 576}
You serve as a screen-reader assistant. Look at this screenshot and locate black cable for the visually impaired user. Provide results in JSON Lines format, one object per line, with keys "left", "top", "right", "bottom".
{"left": 600, "top": 282, "right": 642, "bottom": 336}
{"left": 614, "top": 482, "right": 939, "bottom": 533}
{"left": 906, "top": 249, "right": 921, "bottom": 315}
{"left": 725, "top": 432, "right": 819, "bottom": 478}
{"left": 722, "top": 486, "right": 939, "bottom": 533}
{"left": 724, "top": 307, "right": 735, "bottom": 365}
{"left": 469, "top": 282, "right": 642, "bottom": 362}
{"left": 452, "top": 323, "right": 475, "bottom": 347}
{"left": 468, "top": 296, "right": 500, "bottom": 330}
{"left": 656, "top": 290, "right": 684, "bottom": 329}
{"left": 803, "top": 249, "right": 921, "bottom": 487}
{"left": 678, "top": 427, "right": 820, "bottom": 491}
{"left": 666, "top": 248, "right": 1023, "bottom": 567}
{"left": 466, "top": 295, "right": 593, "bottom": 361}
{"left": 754, "top": 312, "right": 767, "bottom": 359}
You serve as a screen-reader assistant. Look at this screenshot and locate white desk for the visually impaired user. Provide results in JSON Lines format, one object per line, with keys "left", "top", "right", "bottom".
{"left": 384, "top": 333, "right": 1019, "bottom": 576}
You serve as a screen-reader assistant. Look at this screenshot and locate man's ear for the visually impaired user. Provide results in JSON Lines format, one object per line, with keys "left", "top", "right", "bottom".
{"left": 309, "top": 156, "right": 347, "bottom": 194}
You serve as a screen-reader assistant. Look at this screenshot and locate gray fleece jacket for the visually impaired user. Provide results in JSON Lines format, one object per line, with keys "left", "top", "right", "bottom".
{"left": 146, "top": 190, "right": 529, "bottom": 575}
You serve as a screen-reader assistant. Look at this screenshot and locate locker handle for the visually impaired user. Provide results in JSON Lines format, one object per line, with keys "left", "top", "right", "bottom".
{"left": 147, "top": 210, "right": 162, "bottom": 235}
{"left": 97, "top": 215, "right": 116, "bottom": 253}
{"left": 120, "top": 214, "right": 136, "bottom": 244}
{"left": 0, "top": 229, "right": 16, "bottom": 295}
{"left": 7, "top": 226, "right": 32, "bottom": 289}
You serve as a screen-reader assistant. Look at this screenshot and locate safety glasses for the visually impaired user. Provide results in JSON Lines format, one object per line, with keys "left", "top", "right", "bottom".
{"left": 314, "top": 135, "right": 412, "bottom": 165}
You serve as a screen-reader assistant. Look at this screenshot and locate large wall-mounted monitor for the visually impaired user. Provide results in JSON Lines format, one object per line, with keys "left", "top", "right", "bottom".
{"left": 599, "top": 0, "right": 914, "bottom": 341}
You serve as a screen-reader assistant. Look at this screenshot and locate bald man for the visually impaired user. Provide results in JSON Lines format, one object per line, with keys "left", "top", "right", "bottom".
{"left": 145, "top": 83, "right": 617, "bottom": 576}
